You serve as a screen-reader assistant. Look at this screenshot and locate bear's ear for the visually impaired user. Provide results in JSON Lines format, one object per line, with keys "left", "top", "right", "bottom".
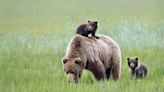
{"left": 95, "top": 21, "right": 98, "bottom": 24}
{"left": 135, "top": 57, "right": 138, "bottom": 61}
{"left": 88, "top": 21, "right": 90, "bottom": 23}
{"left": 127, "top": 58, "right": 130, "bottom": 61}
{"left": 62, "top": 58, "right": 68, "bottom": 64}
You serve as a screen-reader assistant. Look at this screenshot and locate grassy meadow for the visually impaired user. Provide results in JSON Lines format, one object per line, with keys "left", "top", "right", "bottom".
{"left": 0, "top": 0, "right": 164, "bottom": 92}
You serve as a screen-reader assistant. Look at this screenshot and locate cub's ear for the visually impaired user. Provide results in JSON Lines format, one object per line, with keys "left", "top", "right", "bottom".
{"left": 127, "top": 58, "right": 130, "bottom": 61}
{"left": 135, "top": 57, "right": 138, "bottom": 61}
{"left": 95, "top": 21, "right": 98, "bottom": 24}
{"left": 88, "top": 21, "right": 90, "bottom": 23}
{"left": 62, "top": 58, "right": 68, "bottom": 64}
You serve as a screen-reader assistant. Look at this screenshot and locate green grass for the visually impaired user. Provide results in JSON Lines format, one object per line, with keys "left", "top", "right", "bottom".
{"left": 0, "top": 0, "right": 164, "bottom": 92}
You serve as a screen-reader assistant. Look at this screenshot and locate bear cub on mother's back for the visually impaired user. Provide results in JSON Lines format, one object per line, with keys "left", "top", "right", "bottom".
{"left": 76, "top": 21, "right": 99, "bottom": 39}
{"left": 127, "top": 57, "right": 148, "bottom": 78}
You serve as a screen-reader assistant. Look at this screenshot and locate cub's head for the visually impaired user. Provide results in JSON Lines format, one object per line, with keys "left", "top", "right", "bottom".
{"left": 62, "top": 57, "right": 85, "bottom": 83}
{"left": 127, "top": 57, "right": 139, "bottom": 70}
{"left": 86, "top": 21, "right": 98, "bottom": 31}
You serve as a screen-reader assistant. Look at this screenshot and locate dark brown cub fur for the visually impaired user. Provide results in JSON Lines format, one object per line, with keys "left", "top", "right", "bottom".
{"left": 76, "top": 21, "right": 99, "bottom": 39}
{"left": 127, "top": 57, "right": 148, "bottom": 78}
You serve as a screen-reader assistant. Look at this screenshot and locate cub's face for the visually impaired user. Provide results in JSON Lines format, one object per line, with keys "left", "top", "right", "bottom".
{"left": 87, "top": 21, "right": 98, "bottom": 31}
{"left": 62, "top": 57, "right": 84, "bottom": 83}
{"left": 127, "top": 57, "right": 138, "bottom": 70}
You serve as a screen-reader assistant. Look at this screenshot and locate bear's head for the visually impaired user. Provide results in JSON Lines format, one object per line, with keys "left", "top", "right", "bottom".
{"left": 127, "top": 57, "right": 138, "bottom": 70}
{"left": 62, "top": 57, "right": 85, "bottom": 83}
{"left": 86, "top": 21, "right": 98, "bottom": 31}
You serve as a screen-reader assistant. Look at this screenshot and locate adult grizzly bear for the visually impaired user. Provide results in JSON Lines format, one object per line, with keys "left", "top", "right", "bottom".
{"left": 62, "top": 34, "right": 121, "bottom": 83}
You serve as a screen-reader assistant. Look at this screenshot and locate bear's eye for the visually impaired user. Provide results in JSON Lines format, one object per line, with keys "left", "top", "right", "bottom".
{"left": 63, "top": 59, "right": 68, "bottom": 64}
{"left": 66, "top": 71, "right": 74, "bottom": 74}
{"left": 70, "top": 71, "right": 74, "bottom": 74}
{"left": 75, "top": 60, "right": 81, "bottom": 65}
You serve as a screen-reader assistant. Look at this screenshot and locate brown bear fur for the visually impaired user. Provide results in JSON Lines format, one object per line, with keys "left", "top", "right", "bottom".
{"left": 62, "top": 34, "right": 121, "bottom": 83}
{"left": 127, "top": 57, "right": 148, "bottom": 78}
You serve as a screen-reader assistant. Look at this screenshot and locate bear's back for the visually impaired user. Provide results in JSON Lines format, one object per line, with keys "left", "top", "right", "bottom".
{"left": 67, "top": 34, "right": 114, "bottom": 67}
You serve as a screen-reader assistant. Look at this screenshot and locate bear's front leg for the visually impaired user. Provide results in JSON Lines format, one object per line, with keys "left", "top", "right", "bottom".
{"left": 92, "top": 32, "right": 99, "bottom": 39}
{"left": 88, "top": 61, "right": 106, "bottom": 81}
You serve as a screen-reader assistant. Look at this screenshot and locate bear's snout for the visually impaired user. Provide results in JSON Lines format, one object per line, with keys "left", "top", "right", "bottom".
{"left": 130, "top": 63, "right": 135, "bottom": 68}
{"left": 67, "top": 73, "right": 79, "bottom": 83}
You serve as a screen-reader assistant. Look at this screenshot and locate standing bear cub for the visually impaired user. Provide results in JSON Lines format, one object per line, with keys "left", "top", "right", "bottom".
{"left": 76, "top": 21, "right": 99, "bottom": 39}
{"left": 127, "top": 57, "right": 148, "bottom": 78}
{"left": 62, "top": 34, "right": 121, "bottom": 83}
